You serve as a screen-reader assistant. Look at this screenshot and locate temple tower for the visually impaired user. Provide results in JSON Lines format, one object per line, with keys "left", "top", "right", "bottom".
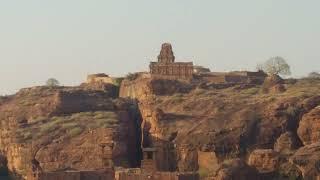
{"left": 157, "top": 43, "right": 175, "bottom": 63}
{"left": 150, "top": 43, "right": 194, "bottom": 80}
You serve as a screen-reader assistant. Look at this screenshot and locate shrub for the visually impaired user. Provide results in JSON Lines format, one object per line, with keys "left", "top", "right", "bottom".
{"left": 112, "top": 78, "right": 124, "bottom": 86}
{"left": 198, "top": 167, "right": 210, "bottom": 178}
{"left": 126, "top": 73, "right": 139, "bottom": 81}
{"left": 68, "top": 127, "right": 83, "bottom": 137}
{"left": 242, "top": 88, "right": 259, "bottom": 95}
{"left": 46, "top": 78, "right": 60, "bottom": 87}
{"left": 61, "top": 122, "right": 78, "bottom": 129}
{"left": 308, "top": 71, "right": 320, "bottom": 79}
{"left": 286, "top": 106, "right": 300, "bottom": 117}
{"left": 40, "top": 121, "right": 59, "bottom": 133}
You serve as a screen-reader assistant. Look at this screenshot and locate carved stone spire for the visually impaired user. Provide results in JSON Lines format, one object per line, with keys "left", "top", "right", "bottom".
{"left": 157, "top": 43, "right": 175, "bottom": 63}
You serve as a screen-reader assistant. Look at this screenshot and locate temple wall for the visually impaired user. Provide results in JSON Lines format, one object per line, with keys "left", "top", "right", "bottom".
{"left": 116, "top": 171, "right": 199, "bottom": 180}
{"left": 150, "top": 63, "right": 194, "bottom": 80}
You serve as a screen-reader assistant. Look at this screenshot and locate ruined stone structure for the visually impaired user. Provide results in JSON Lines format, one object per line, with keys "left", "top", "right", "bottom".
{"left": 198, "top": 70, "right": 267, "bottom": 84}
{"left": 150, "top": 43, "right": 194, "bottom": 80}
{"left": 86, "top": 73, "right": 114, "bottom": 84}
{"left": 141, "top": 148, "right": 157, "bottom": 173}
{"left": 115, "top": 171, "right": 199, "bottom": 180}
{"left": 28, "top": 169, "right": 115, "bottom": 180}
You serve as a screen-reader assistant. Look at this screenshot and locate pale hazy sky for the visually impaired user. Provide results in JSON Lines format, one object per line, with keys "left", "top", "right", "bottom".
{"left": 1, "top": 0, "right": 319, "bottom": 95}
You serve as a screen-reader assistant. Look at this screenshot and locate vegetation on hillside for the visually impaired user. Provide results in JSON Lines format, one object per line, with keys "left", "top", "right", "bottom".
{"left": 257, "top": 56, "right": 291, "bottom": 76}
{"left": 15, "top": 111, "right": 119, "bottom": 144}
{"left": 46, "top": 78, "right": 60, "bottom": 87}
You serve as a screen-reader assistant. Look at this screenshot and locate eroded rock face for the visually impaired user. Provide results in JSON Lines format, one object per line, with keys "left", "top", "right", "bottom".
{"left": 274, "top": 131, "right": 301, "bottom": 154}
{"left": 248, "top": 149, "right": 279, "bottom": 173}
{"left": 290, "top": 142, "right": 320, "bottom": 178}
{"left": 177, "top": 146, "right": 198, "bottom": 172}
{"left": 0, "top": 86, "right": 141, "bottom": 178}
{"left": 119, "top": 77, "right": 193, "bottom": 100}
{"left": 0, "top": 154, "right": 8, "bottom": 176}
{"left": 298, "top": 106, "right": 320, "bottom": 145}
{"left": 213, "top": 159, "right": 259, "bottom": 180}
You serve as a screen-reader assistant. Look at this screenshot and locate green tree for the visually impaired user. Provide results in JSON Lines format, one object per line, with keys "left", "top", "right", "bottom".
{"left": 46, "top": 78, "right": 60, "bottom": 87}
{"left": 257, "top": 56, "right": 291, "bottom": 76}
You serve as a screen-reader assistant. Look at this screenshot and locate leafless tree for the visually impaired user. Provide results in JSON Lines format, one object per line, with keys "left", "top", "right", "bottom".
{"left": 257, "top": 56, "right": 291, "bottom": 76}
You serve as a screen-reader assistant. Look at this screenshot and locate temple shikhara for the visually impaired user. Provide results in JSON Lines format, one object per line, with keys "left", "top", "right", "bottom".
{"left": 149, "top": 43, "right": 194, "bottom": 80}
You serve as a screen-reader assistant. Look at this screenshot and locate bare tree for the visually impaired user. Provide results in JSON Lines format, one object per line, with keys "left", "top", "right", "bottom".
{"left": 46, "top": 78, "right": 60, "bottom": 87}
{"left": 258, "top": 56, "right": 291, "bottom": 76}
{"left": 308, "top": 71, "right": 320, "bottom": 79}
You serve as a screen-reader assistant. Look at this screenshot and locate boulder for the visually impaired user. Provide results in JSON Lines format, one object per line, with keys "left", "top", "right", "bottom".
{"left": 290, "top": 142, "right": 320, "bottom": 178}
{"left": 213, "top": 159, "right": 259, "bottom": 180}
{"left": 297, "top": 106, "right": 320, "bottom": 145}
{"left": 248, "top": 149, "right": 279, "bottom": 173}
{"left": 274, "top": 132, "right": 301, "bottom": 154}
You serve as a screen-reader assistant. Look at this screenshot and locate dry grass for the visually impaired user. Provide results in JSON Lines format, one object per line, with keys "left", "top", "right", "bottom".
{"left": 16, "top": 111, "right": 119, "bottom": 144}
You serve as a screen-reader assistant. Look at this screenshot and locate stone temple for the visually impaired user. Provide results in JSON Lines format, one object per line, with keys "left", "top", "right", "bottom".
{"left": 149, "top": 43, "right": 194, "bottom": 80}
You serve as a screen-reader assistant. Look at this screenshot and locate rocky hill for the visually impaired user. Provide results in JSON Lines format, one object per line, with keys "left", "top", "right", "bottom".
{"left": 0, "top": 75, "right": 320, "bottom": 179}
{"left": 0, "top": 86, "right": 141, "bottom": 179}
{"left": 120, "top": 74, "right": 320, "bottom": 179}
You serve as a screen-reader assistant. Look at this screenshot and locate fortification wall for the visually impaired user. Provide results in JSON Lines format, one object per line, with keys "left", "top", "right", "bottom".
{"left": 116, "top": 171, "right": 199, "bottom": 180}
{"left": 31, "top": 170, "right": 114, "bottom": 180}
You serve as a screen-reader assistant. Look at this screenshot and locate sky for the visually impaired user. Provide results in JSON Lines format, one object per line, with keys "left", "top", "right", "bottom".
{"left": 0, "top": 0, "right": 319, "bottom": 95}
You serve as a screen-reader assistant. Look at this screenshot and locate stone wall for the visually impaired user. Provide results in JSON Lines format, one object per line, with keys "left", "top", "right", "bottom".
{"left": 150, "top": 62, "right": 194, "bottom": 80}
{"left": 198, "top": 71, "right": 267, "bottom": 84}
{"left": 116, "top": 171, "right": 199, "bottom": 180}
{"left": 149, "top": 43, "right": 194, "bottom": 80}
{"left": 30, "top": 169, "right": 114, "bottom": 180}
{"left": 86, "top": 73, "right": 114, "bottom": 84}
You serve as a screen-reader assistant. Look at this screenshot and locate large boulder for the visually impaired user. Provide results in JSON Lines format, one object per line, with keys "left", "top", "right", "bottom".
{"left": 274, "top": 131, "right": 301, "bottom": 154}
{"left": 248, "top": 149, "right": 279, "bottom": 173}
{"left": 290, "top": 142, "right": 320, "bottom": 178}
{"left": 213, "top": 159, "right": 259, "bottom": 180}
{"left": 297, "top": 106, "right": 320, "bottom": 145}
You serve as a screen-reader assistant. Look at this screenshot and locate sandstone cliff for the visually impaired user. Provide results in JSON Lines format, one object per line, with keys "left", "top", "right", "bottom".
{"left": 1, "top": 75, "right": 320, "bottom": 179}
{"left": 120, "top": 76, "right": 320, "bottom": 179}
{"left": 0, "top": 86, "right": 141, "bottom": 179}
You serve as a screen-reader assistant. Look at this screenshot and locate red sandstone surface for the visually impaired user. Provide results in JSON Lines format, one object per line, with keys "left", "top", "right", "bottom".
{"left": 0, "top": 71, "right": 320, "bottom": 179}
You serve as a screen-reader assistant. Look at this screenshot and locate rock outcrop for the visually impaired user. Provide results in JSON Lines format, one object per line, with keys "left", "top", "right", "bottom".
{"left": 212, "top": 159, "right": 259, "bottom": 180}
{"left": 248, "top": 149, "right": 279, "bottom": 173}
{"left": 290, "top": 142, "right": 320, "bottom": 178}
{"left": 0, "top": 86, "right": 141, "bottom": 178}
{"left": 119, "top": 75, "right": 320, "bottom": 178}
{"left": 274, "top": 131, "right": 301, "bottom": 154}
{"left": 298, "top": 106, "right": 320, "bottom": 145}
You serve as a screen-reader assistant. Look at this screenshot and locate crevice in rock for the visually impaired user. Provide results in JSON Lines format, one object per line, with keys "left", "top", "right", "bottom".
{"left": 127, "top": 101, "right": 143, "bottom": 167}
{"left": 0, "top": 154, "right": 9, "bottom": 177}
